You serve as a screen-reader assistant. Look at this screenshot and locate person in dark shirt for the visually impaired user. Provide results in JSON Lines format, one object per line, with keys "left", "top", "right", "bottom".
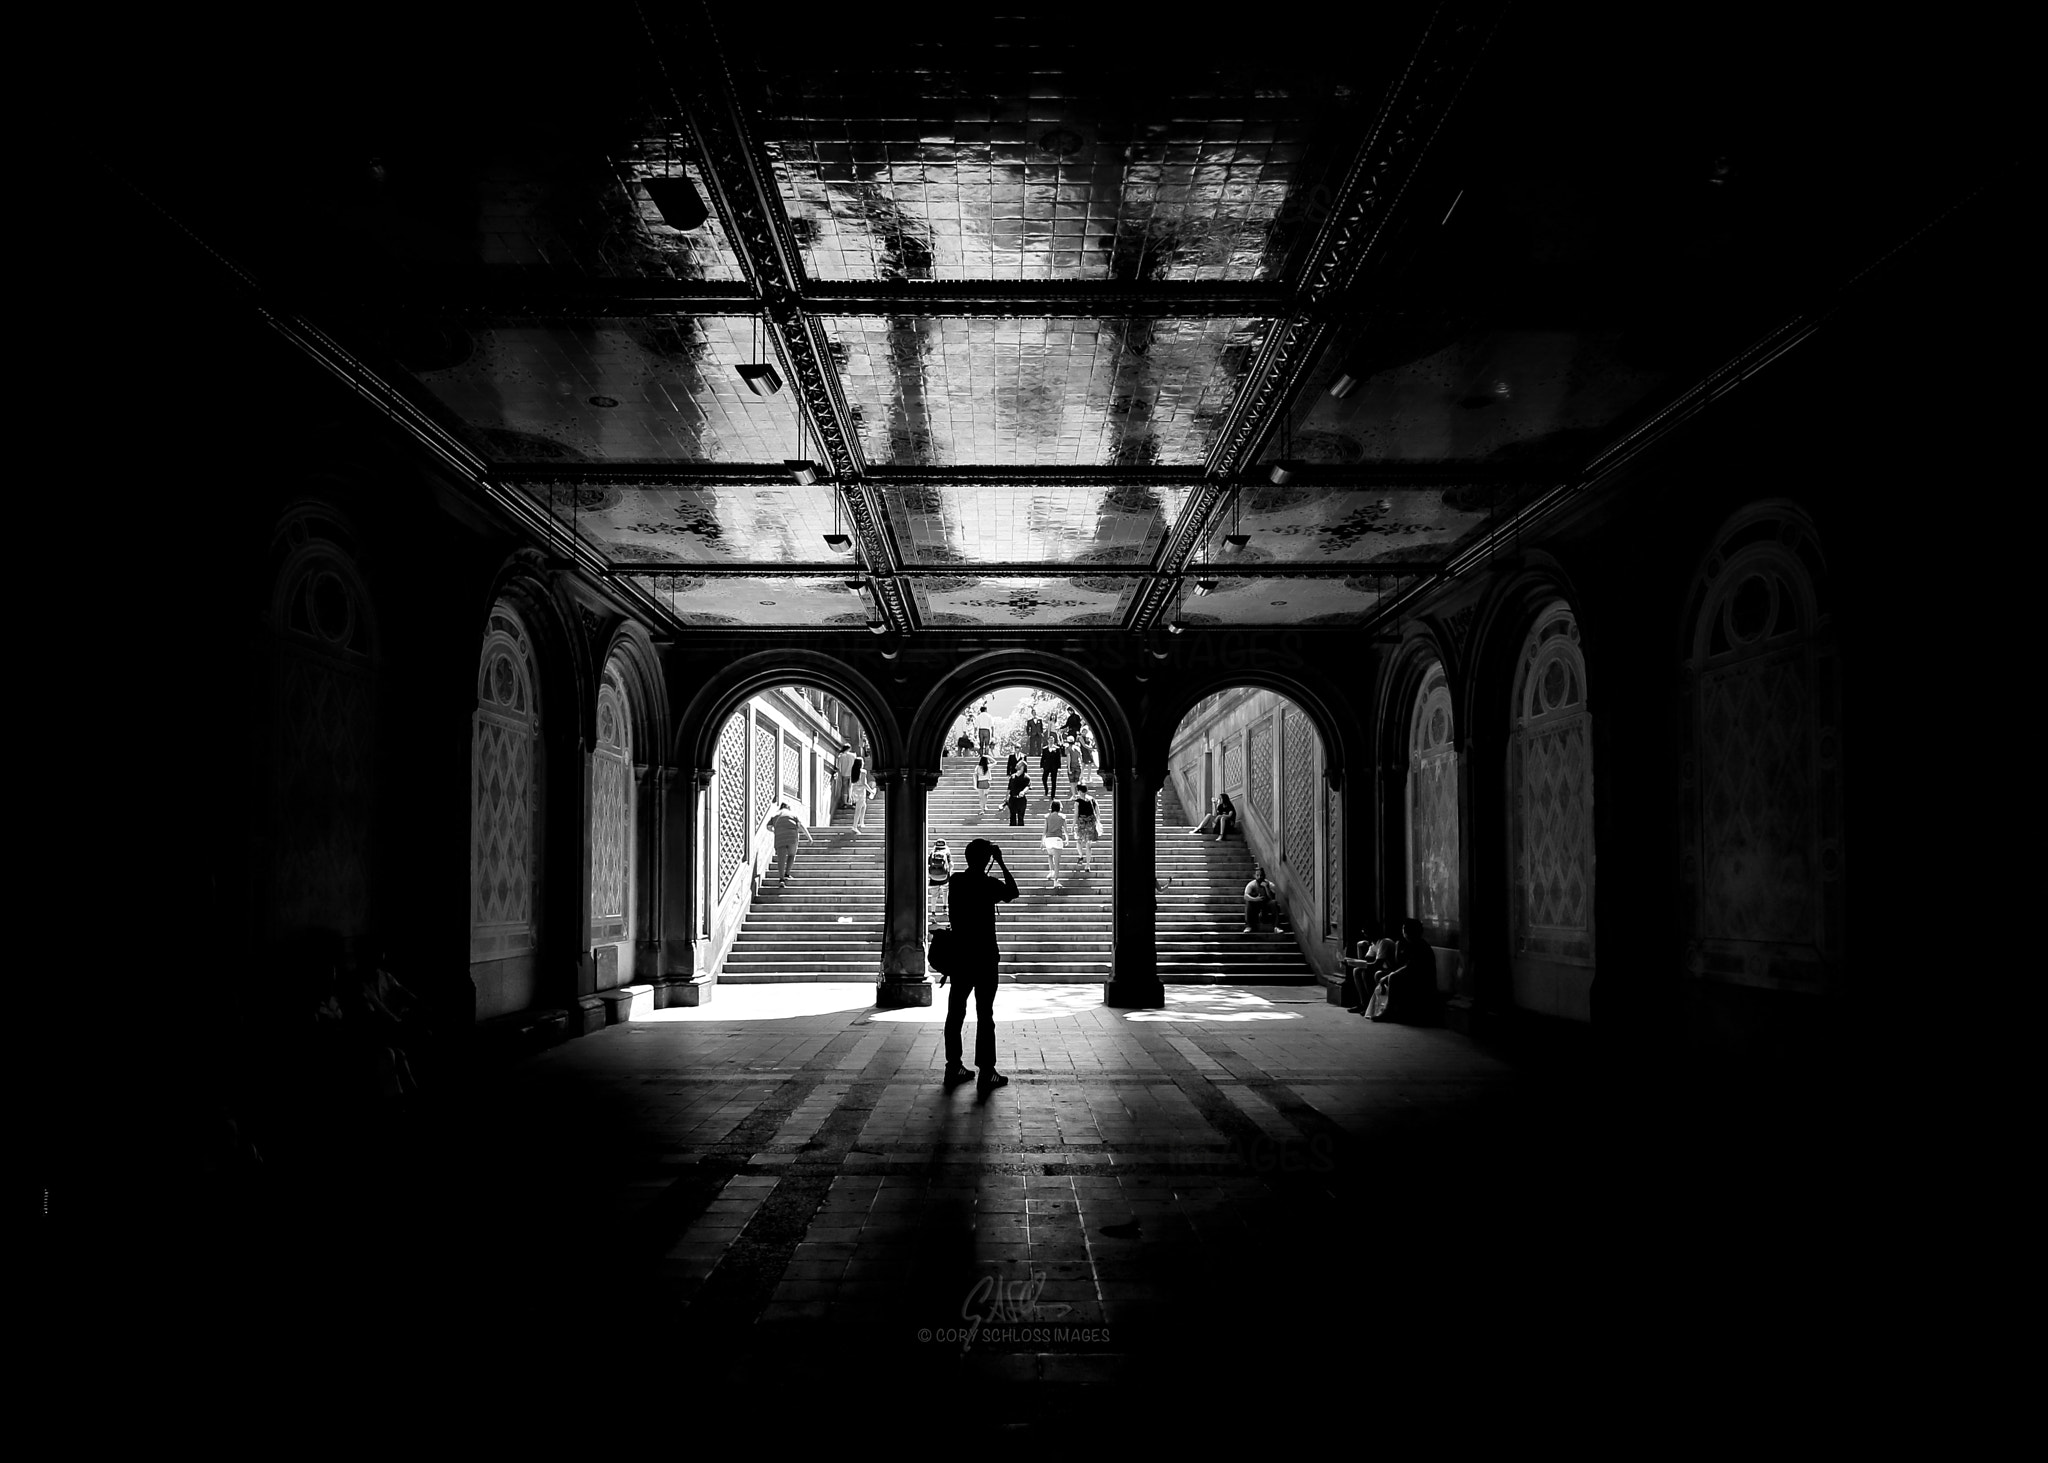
{"left": 1007, "top": 761, "right": 1031, "bottom": 826}
{"left": 1063, "top": 710, "right": 1082, "bottom": 741}
{"left": 939, "top": 838, "right": 1020, "bottom": 1092}
{"left": 1040, "top": 738, "right": 1064, "bottom": 801}
{"left": 1375, "top": 917, "right": 1441, "bottom": 1024}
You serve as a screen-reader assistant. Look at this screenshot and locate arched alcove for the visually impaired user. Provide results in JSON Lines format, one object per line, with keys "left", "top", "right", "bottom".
{"left": 470, "top": 600, "right": 545, "bottom": 1018}
{"left": 1678, "top": 504, "right": 1839, "bottom": 991}
{"left": 1506, "top": 598, "right": 1595, "bottom": 1020}
{"left": 1407, "top": 659, "right": 1461, "bottom": 940}
{"left": 265, "top": 504, "right": 381, "bottom": 943}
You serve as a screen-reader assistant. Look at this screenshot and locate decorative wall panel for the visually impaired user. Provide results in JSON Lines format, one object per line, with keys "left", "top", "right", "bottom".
{"left": 716, "top": 713, "right": 747, "bottom": 897}
{"left": 781, "top": 730, "right": 802, "bottom": 800}
{"left": 1407, "top": 664, "right": 1459, "bottom": 931}
{"left": 592, "top": 675, "right": 631, "bottom": 930}
{"left": 1283, "top": 709, "right": 1315, "bottom": 879}
{"left": 1699, "top": 651, "right": 1814, "bottom": 943}
{"left": 754, "top": 723, "right": 779, "bottom": 835}
{"left": 1249, "top": 718, "right": 1274, "bottom": 828}
{"left": 1509, "top": 606, "right": 1592, "bottom": 965}
{"left": 1681, "top": 533, "right": 1838, "bottom": 989}
{"left": 1222, "top": 739, "right": 1242, "bottom": 796}
{"left": 1326, "top": 785, "right": 1341, "bottom": 938}
{"left": 885, "top": 484, "right": 1194, "bottom": 567}
{"left": 523, "top": 484, "right": 844, "bottom": 565}
{"left": 471, "top": 607, "right": 541, "bottom": 958}
{"left": 910, "top": 574, "right": 1137, "bottom": 628}
{"left": 271, "top": 549, "right": 377, "bottom": 939}
{"left": 1172, "top": 574, "right": 1421, "bottom": 627}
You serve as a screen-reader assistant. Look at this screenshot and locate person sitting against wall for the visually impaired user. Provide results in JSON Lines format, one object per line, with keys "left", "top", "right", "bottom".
{"left": 1369, "top": 918, "right": 1441, "bottom": 1024}
{"left": 1243, "top": 865, "right": 1285, "bottom": 935}
{"left": 1344, "top": 923, "right": 1396, "bottom": 1013}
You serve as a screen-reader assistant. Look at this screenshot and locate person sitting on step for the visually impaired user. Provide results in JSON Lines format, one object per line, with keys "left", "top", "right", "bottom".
{"left": 1243, "top": 865, "right": 1284, "bottom": 934}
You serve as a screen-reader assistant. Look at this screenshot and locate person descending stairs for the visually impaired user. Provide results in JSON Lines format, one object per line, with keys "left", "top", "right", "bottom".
{"left": 720, "top": 794, "right": 886, "bottom": 983}
{"left": 1152, "top": 780, "right": 1315, "bottom": 984}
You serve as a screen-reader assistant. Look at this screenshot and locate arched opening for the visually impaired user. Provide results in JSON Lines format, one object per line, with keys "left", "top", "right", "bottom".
{"left": 1679, "top": 508, "right": 1839, "bottom": 993}
{"left": 929, "top": 684, "right": 1113, "bottom": 981}
{"left": 470, "top": 601, "right": 544, "bottom": 1020}
{"left": 266, "top": 509, "right": 380, "bottom": 946}
{"left": 1164, "top": 687, "right": 1328, "bottom": 985}
{"left": 701, "top": 682, "right": 880, "bottom": 985}
{"left": 1506, "top": 600, "right": 1595, "bottom": 1021}
{"left": 1407, "top": 659, "right": 1460, "bottom": 941}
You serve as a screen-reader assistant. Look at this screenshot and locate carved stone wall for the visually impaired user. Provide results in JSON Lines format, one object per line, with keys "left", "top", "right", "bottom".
{"left": 471, "top": 605, "right": 542, "bottom": 959}
{"left": 716, "top": 712, "right": 747, "bottom": 898}
{"left": 1283, "top": 708, "right": 1314, "bottom": 880}
{"left": 1408, "top": 662, "right": 1460, "bottom": 932}
{"left": 592, "top": 672, "right": 631, "bottom": 938}
{"left": 1249, "top": 718, "right": 1275, "bottom": 829}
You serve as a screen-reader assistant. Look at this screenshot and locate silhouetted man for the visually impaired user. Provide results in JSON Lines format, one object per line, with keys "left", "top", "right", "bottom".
{"left": 1243, "top": 865, "right": 1283, "bottom": 934}
{"left": 939, "top": 838, "right": 1020, "bottom": 1093}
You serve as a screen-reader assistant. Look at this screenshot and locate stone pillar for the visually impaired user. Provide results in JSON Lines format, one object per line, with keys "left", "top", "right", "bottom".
{"left": 568, "top": 738, "right": 608, "bottom": 1035}
{"left": 875, "top": 766, "right": 935, "bottom": 1008}
{"left": 659, "top": 766, "right": 712, "bottom": 1006}
{"left": 1105, "top": 760, "right": 1164, "bottom": 1008}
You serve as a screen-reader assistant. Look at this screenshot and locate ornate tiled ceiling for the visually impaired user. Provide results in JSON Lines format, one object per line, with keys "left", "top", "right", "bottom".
{"left": 122, "top": 3, "right": 1954, "bottom": 635}
{"left": 913, "top": 575, "right": 1137, "bottom": 628}
{"left": 886, "top": 485, "right": 1195, "bottom": 567}
{"left": 828, "top": 316, "right": 1271, "bottom": 466}
{"left": 521, "top": 483, "right": 844, "bottom": 564}
{"left": 417, "top": 318, "right": 802, "bottom": 462}
{"left": 764, "top": 71, "right": 1343, "bottom": 283}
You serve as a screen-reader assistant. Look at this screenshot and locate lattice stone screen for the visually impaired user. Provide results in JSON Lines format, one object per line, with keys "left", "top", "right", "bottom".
{"left": 781, "top": 730, "right": 801, "bottom": 800}
{"left": 1326, "top": 784, "right": 1341, "bottom": 936}
{"left": 754, "top": 723, "right": 778, "bottom": 833}
{"left": 592, "top": 679, "right": 631, "bottom": 928}
{"left": 716, "top": 713, "right": 746, "bottom": 896}
{"left": 1222, "top": 739, "right": 1241, "bottom": 795}
{"left": 471, "top": 607, "right": 540, "bottom": 958}
{"left": 1283, "top": 709, "right": 1314, "bottom": 880}
{"left": 1409, "top": 667, "right": 1460, "bottom": 929}
{"left": 1249, "top": 719, "right": 1274, "bottom": 828}
{"left": 1700, "top": 652, "right": 1813, "bottom": 942}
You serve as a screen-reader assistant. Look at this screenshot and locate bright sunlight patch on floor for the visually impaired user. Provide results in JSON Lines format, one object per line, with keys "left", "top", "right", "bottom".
{"left": 1125, "top": 987, "right": 1306, "bottom": 1022}
{"left": 636, "top": 985, "right": 878, "bottom": 1022}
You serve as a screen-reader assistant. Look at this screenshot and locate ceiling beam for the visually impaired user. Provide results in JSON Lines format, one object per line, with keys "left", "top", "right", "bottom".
{"left": 1128, "top": 0, "right": 1508, "bottom": 633}
{"left": 604, "top": 562, "right": 1449, "bottom": 579}
{"left": 801, "top": 283, "right": 1286, "bottom": 318}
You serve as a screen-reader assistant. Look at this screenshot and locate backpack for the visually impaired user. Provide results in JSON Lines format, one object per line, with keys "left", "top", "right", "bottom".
{"left": 1365, "top": 976, "right": 1394, "bottom": 1022}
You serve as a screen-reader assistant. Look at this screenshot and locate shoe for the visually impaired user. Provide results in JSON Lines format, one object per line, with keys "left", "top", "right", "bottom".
{"left": 977, "top": 1071, "right": 1009, "bottom": 1091}
{"left": 1241, "top": 927, "right": 1253, "bottom": 935}
{"left": 942, "top": 1064, "right": 974, "bottom": 1087}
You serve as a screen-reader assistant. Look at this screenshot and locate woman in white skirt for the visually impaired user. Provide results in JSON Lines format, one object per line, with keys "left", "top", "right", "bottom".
{"left": 1041, "top": 800, "right": 1068, "bottom": 888}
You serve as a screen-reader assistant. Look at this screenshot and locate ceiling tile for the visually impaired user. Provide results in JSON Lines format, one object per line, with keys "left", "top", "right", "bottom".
{"left": 477, "top": 152, "right": 748, "bottom": 282}
{"left": 828, "top": 315, "right": 1271, "bottom": 466}
{"left": 764, "top": 75, "right": 1335, "bottom": 283}
{"left": 519, "top": 484, "right": 849, "bottom": 564}
{"left": 415, "top": 317, "right": 803, "bottom": 462}
{"left": 885, "top": 484, "right": 1193, "bottom": 566}
{"left": 1198, "top": 486, "right": 1496, "bottom": 567}
{"left": 1174, "top": 575, "right": 1422, "bottom": 627}
{"left": 912, "top": 575, "right": 1136, "bottom": 627}
{"left": 653, "top": 575, "right": 873, "bottom": 627}
{"left": 1275, "top": 329, "right": 1670, "bottom": 467}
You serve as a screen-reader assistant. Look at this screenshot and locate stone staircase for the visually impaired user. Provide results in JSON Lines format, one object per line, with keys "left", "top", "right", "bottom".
{"left": 718, "top": 796, "right": 885, "bottom": 983}
{"left": 929, "top": 752, "right": 1113, "bottom": 982}
{"left": 1154, "top": 781, "right": 1316, "bottom": 985}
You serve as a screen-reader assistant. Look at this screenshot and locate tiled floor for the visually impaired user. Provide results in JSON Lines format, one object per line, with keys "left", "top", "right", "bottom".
{"left": 104, "top": 983, "right": 1915, "bottom": 1439}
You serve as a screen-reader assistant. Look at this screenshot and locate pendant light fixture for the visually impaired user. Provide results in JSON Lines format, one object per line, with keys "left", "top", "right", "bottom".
{"left": 787, "top": 383, "right": 823, "bottom": 485}
{"left": 644, "top": 132, "right": 709, "bottom": 231}
{"left": 1192, "top": 504, "right": 1218, "bottom": 595}
{"left": 823, "top": 481, "right": 852, "bottom": 552}
{"left": 1223, "top": 483, "right": 1249, "bottom": 551}
{"left": 737, "top": 313, "right": 783, "bottom": 395}
{"left": 1268, "top": 401, "right": 1297, "bottom": 486}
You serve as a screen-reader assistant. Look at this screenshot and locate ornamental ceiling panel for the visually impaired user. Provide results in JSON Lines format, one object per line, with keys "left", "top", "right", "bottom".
{"left": 1174, "top": 575, "right": 1424, "bottom": 627}
{"left": 652, "top": 575, "right": 872, "bottom": 627}
{"left": 1270, "top": 329, "right": 1671, "bottom": 468}
{"left": 414, "top": 318, "right": 802, "bottom": 462}
{"left": 476, "top": 148, "right": 748, "bottom": 282}
{"left": 912, "top": 575, "right": 1138, "bottom": 628}
{"left": 1200, "top": 485, "right": 1498, "bottom": 567}
{"left": 884, "top": 485, "right": 1195, "bottom": 567}
{"left": 762, "top": 66, "right": 1351, "bottom": 283}
{"left": 828, "top": 316, "right": 1271, "bottom": 466}
{"left": 517, "top": 484, "right": 843, "bottom": 565}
